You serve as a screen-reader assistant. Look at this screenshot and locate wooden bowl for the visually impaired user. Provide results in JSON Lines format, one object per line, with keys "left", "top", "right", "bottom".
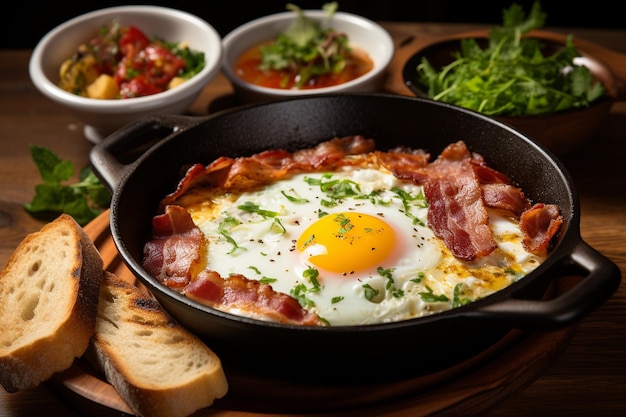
{"left": 402, "top": 29, "right": 626, "bottom": 154}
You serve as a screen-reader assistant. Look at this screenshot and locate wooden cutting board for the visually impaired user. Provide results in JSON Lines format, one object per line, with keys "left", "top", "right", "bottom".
{"left": 48, "top": 210, "right": 579, "bottom": 417}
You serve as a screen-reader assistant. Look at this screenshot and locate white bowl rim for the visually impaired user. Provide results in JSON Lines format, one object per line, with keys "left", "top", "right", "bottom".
{"left": 221, "top": 10, "right": 394, "bottom": 97}
{"left": 28, "top": 5, "right": 223, "bottom": 111}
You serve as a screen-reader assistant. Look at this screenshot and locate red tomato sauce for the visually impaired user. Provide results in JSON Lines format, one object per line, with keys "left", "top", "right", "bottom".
{"left": 234, "top": 42, "right": 374, "bottom": 90}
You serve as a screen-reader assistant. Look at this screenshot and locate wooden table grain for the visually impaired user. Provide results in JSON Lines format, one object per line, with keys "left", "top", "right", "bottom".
{"left": 1, "top": 22, "right": 625, "bottom": 417}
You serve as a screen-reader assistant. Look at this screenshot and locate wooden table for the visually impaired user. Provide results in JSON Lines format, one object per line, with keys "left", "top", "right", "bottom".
{"left": 1, "top": 22, "right": 625, "bottom": 417}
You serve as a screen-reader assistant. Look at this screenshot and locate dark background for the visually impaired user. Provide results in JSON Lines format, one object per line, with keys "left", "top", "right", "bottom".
{"left": 2, "top": 0, "right": 624, "bottom": 49}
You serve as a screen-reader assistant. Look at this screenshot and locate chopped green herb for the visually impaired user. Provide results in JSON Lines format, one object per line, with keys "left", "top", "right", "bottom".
{"left": 218, "top": 216, "right": 245, "bottom": 254}
{"left": 248, "top": 266, "right": 262, "bottom": 274}
{"left": 238, "top": 201, "right": 279, "bottom": 217}
{"left": 290, "top": 283, "right": 316, "bottom": 308}
{"left": 392, "top": 288, "right": 405, "bottom": 298}
{"left": 377, "top": 267, "right": 395, "bottom": 280}
{"left": 505, "top": 267, "right": 525, "bottom": 281}
{"left": 317, "top": 209, "right": 329, "bottom": 218}
{"left": 392, "top": 186, "right": 427, "bottom": 226}
{"left": 362, "top": 283, "right": 380, "bottom": 301}
{"left": 331, "top": 296, "right": 344, "bottom": 304}
{"left": 333, "top": 213, "right": 353, "bottom": 236}
{"left": 271, "top": 217, "right": 286, "bottom": 234}
{"left": 452, "top": 283, "right": 472, "bottom": 308}
{"left": 281, "top": 189, "right": 309, "bottom": 203}
{"left": 303, "top": 267, "right": 321, "bottom": 292}
{"left": 219, "top": 229, "right": 245, "bottom": 254}
{"left": 410, "top": 272, "right": 426, "bottom": 284}
{"left": 419, "top": 286, "right": 450, "bottom": 303}
{"left": 259, "top": 276, "right": 278, "bottom": 284}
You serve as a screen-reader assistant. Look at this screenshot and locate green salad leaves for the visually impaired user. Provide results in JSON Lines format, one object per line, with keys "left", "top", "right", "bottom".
{"left": 259, "top": 2, "right": 349, "bottom": 88}
{"left": 24, "top": 145, "right": 111, "bottom": 226}
{"left": 416, "top": 1, "right": 605, "bottom": 116}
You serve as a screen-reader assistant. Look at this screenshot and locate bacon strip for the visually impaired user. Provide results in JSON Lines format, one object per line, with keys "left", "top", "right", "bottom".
{"left": 422, "top": 142, "right": 497, "bottom": 261}
{"left": 184, "top": 271, "right": 324, "bottom": 326}
{"left": 160, "top": 136, "right": 376, "bottom": 209}
{"left": 520, "top": 203, "right": 564, "bottom": 256}
{"left": 142, "top": 205, "right": 205, "bottom": 290}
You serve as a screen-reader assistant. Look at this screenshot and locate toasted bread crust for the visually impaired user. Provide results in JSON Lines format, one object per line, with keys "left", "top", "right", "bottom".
{"left": 89, "top": 272, "right": 228, "bottom": 417}
{"left": 0, "top": 214, "right": 103, "bottom": 392}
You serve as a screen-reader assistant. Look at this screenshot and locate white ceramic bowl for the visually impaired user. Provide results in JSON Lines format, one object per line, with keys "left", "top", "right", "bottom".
{"left": 222, "top": 10, "right": 394, "bottom": 103}
{"left": 29, "top": 5, "right": 223, "bottom": 143}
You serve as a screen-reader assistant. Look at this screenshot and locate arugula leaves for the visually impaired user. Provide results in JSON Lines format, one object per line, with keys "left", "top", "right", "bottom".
{"left": 24, "top": 145, "right": 111, "bottom": 226}
{"left": 416, "top": 1, "right": 604, "bottom": 116}
{"left": 259, "top": 2, "right": 349, "bottom": 88}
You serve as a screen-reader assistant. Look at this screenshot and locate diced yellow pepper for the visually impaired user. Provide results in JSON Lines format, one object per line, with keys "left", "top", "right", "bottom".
{"left": 168, "top": 77, "right": 187, "bottom": 90}
{"left": 86, "top": 74, "right": 120, "bottom": 99}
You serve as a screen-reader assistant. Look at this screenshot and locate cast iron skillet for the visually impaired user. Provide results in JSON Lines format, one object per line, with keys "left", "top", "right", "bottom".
{"left": 90, "top": 93, "right": 620, "bottom": 384}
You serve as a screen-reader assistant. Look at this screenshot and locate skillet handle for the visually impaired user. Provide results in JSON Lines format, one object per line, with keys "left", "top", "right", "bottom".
{"left": 473, "top": 239, "right": 621, "bottom": 329}
{"left": 90, "top": 115, "right": 201, "bottom": 190}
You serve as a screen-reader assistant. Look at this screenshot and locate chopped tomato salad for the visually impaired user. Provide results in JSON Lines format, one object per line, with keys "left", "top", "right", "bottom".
{"left": 58, "top": 21, "right": 205, "bottom": 99}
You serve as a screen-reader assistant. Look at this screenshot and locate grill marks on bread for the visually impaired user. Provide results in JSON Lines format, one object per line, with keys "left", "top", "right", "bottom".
{"left": 89, "top": 272, "right": 228, "bottom": 417}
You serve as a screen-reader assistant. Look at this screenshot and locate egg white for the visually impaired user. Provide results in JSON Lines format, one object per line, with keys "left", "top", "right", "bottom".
{"left": 187, "top": 167, "right": 545, "bottom": 326}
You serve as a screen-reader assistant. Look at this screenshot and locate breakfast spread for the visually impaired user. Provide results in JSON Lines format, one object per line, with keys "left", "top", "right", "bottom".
{"left": 233, "top": 2, "right": 373, "bottom": 90}
{"left": 58, "top": 20, "right": 206, "bottom": 99}
{"left": 142, "top": 136, "right": 563, "bottom": 326}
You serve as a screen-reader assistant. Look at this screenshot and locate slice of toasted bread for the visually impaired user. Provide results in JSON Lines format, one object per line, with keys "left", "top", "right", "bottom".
{"left": 89, "top": 272, "right": 228, "bottom": 417}
{"left": 0, "top": 214, "right": 104, "bottom": 393}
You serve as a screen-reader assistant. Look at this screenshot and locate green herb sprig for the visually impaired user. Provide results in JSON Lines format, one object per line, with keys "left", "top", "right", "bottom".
{"left": 416, "top": 1, "right": 604, "bottom": 116}
{"left": 24, "top": 145, "right": 111, "bottom": 226}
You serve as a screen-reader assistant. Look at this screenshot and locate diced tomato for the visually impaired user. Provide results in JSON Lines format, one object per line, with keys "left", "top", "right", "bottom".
{"left": 143, "top": 45, "right": 186, "bottom": 87}
{"left": 119, "top": 76, "right": 163, "bottom": 98}
{"left": 118, "top": 26, "right": 150, "bottom": 57}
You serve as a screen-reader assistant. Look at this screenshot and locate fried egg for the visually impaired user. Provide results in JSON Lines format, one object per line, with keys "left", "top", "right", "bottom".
{"left": 187, "top": 167, "right": 545, "bottom": 326}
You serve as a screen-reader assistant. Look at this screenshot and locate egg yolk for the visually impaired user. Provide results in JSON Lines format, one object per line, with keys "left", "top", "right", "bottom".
{"left": 296, "top": 212, "right": 396, "bottom": 274}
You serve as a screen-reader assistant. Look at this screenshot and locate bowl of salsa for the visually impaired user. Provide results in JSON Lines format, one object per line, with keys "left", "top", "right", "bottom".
{"left": 29, "top": 5, "right": 222, "bottom": 143}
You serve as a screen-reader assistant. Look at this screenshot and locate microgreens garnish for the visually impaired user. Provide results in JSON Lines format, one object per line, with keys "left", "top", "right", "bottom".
{"left": 416, "top": 1, "right": 604, "bottom": 116}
